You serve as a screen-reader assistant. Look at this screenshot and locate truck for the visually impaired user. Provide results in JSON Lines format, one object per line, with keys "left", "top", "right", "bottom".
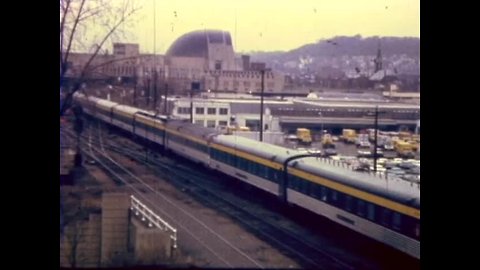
{"left": 225, "top": 126, "right": 250, "bottom": 134}
{"left": 296, "top": 128, "right": 312, "bottom": 145}
{"left": 321, "top": 133, "right": 335, "bottom": 149}
{"left": 341, "top": 129, "right": 357, "bottom": 144}
{"left": 395, "top": 140, "right": 415, "bottom": 158}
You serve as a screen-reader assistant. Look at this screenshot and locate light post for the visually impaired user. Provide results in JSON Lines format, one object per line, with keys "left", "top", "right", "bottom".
{"left": 366, "top": 106, "right": 385, "bottom": 173}
{"left": 107, "top": 85, "right": 112, "bottom": 101}
{"left": 260, "top": 70, "right": 265, "bottom": 142}
{"left": 164, "top": 83, "right": 169, "bottom": 115}
{"left": 153, "top": 70, "right": 158, "bottom": 111}
{"left": 144, "top": 72, "right": 151, "bottom": 107}
{"left": 190, "top": 82, "right": 200, "bottom": 123}
{"left": 373, "top": 106, "right": 379, "bottom": 173}
{"left": 318, "top": 112, "right": 324, "bottom": 140}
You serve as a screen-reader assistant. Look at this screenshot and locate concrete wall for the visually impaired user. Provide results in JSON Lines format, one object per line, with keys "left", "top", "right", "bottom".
{"left": 129, "top": 218, "right": 173, "bottom": 265}
{"left": 101, "top": 193, "right": 130, "bottom": 267}
{"left": 60, "top": 213, "right": 101, "bottom": 268}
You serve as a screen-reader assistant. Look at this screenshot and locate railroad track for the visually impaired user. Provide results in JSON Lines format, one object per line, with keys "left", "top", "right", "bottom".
{"left": 64, "top": 126, "right": 267, "bottom": 268}
{"left": 83, "top": 123, "right": 355, "bottom": 270}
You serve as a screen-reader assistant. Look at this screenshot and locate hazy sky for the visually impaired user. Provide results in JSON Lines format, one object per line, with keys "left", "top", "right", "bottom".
{"left": 119, "top": 0, "right": 419, "bottom": 54}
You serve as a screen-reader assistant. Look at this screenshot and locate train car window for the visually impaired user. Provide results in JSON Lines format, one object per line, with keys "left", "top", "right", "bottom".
{"left": 415, "top": 222, "right": 420, "bottom": 239}
{"left": 254, "top": 163, "right": 261, "bottom": 176}
{"left": 367, "top": 203, "right": 375, "bottom": 221}
{"left": 266, "top": 167, "right": 274, "bottom": 181}
{"left": 288, "top": 175, "right": 297, "bottom": 190}
{"left": 295, "top": 176, "right": 303, "bottom": 193}
{"left": 357, "top": 200, "right": 366, "bottom": 217}
{"left": 392, "top": 212, "right": 402, "bottom": 231}
{"left": 330, "top": 190, "right": 338, "bottom": 204}
{"left": 228, "top": 153, "right": 235, "bottom": 166}
{"left": 345, "top": 195, "right": 353, "bottom": 212}
{"left": 294, "top": 176, "right": 301, "bottom": 191}
{"left": 320, "top": 186, "right": 327, "bottom": 202}
{"left": 337, "top": 192, "right": 345, "bottom": 208}
{"left": 272, "top": 170, "right": 279, "bottom": 183}
{"left": 242, "top": 158, "right": 249, "bottom": 171}
{"left": 382, "top": 208, "right": 392, "bottom": 227}
{"left": 296, "top": 178, "right": 303, "bottom": 193}
{"left": 248, "top": 160, "right": 254, "bottom": 173}
{"left": 263, "top": 165, "right": 269, "bottom": 179}
{"left": 310, "top": 184, "right": 321, "bottom": 199}
{"left": 302, "top": 179, "right": 310, "bottom": 195}
{"left": 299, "top": 178, "right": 306, "bottom": 194}
{"left": 237, "top": 157, "right": 245, "bottom": 170}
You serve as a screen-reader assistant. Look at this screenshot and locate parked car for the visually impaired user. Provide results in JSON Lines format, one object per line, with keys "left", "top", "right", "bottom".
{"left": 324, "top": 148, "right": 338, "bottom": 156}
{"left": 357, "top": 150, "right": 372, "bottom": 158}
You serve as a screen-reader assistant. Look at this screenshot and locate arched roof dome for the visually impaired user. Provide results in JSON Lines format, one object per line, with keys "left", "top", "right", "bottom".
{"left": 166, "top": 30, "right": 232, "bottom": 58}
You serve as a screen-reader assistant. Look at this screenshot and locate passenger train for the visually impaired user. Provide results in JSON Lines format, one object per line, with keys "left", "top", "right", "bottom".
{"left": 74, "top": 93, "right": 420, "bottom": 259}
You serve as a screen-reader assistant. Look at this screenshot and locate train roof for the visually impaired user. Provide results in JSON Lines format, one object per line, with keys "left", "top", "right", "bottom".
{"left": 214, "top": 134, "right": 420, "bottom": 209}
{"left": 296, "top": 158, "right": 420, "bottom": 208}
{"left": 113, "top": 104, "right": 141, "bottom": 116}
{"left": 214, "top": 134, "right": 294, "bottom": 161}
{"left": 167, "top": 120, "right": 222, "bottom": 140}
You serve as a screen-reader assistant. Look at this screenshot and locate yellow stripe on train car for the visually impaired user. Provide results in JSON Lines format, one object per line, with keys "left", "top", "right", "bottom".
{"left": 210, "top": 142, "right": 284, "bottom": 170}
{"left": 289, "top": 167, "right": 420, "bottom": 219}
{"left": 211, "top": 142, "right": 419, "bottom": 219}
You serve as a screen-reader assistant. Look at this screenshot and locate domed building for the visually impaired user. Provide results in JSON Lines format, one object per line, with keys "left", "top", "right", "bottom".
{"left": 161, "top": 30, "right": 285, "bottom": 94}
{"left": 166, "top": 30, "right": 238, "bottom": 71}
{"left": 66, "top": 29, "right": 285, "bottom": 95}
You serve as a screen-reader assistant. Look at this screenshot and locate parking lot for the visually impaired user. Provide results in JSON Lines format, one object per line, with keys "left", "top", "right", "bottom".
{"left": 281, "top": 139, "right": 420, "bottom": 184}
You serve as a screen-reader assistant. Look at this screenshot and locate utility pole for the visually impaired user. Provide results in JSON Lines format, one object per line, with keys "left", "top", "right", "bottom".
{"left": 153, "top": 70, "right": 158, "bottom": 111}
{"left": 164, "top": 83, "right": 168, "bottom": 115}
{"left": 260, "top": 70, "right": 265, "bottom": 142}
{"left": 373, "top": 106, "right": 379, "bottom": 173}
{"left": 190, "top": 85, "right": 194, "bottom": 123}
{"left": 133, "top": 76, "right": 137, "bottom": 107}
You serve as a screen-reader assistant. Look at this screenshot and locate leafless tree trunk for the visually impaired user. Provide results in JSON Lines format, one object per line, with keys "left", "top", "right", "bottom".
{"left": 60, "top": 0, "right": 141, "bottom": 116}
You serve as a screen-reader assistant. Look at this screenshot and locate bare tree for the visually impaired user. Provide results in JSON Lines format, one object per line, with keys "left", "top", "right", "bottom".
{"left": 60, "top": 0, "right": 141, "bottom": 116}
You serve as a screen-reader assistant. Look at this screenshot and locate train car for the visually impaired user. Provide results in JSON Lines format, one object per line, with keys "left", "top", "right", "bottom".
{"left": 132, "top": 111, "right": 168, "bottom": 146}
{"left": 285, "top": 158, "right": 420, "bottom": 258}
{"left": 209, "top": 135, "right": 292, "bottom": 195}
{"left": 72, "top": 93, "right": 420, "bottom": 259}
{"left": 165, "top": 120, "right": 218, "bottom": 166}
{"left": 210, "top": 134, "right": 420, "bottom": 259}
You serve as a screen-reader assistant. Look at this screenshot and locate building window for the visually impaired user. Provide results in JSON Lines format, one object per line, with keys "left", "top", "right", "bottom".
{"left": 195, "top": 107, "right": 205, "bottom": 114}
{"left": 219, "top": 108, "right": 228, "bottom": 115}
{"left": 194, "top": 120, "right": 204, "bottom": 126}
{"left": 207, "top": 108, "right": 216, "bottom": 115}
{"left": 177, "top": 107, "right": 191, "bottom": 114}
{"left": 215, "top": 61, "right": 222, "bottom": 70}
{"left": 206, "top": 120, "right": 216, "bottom": 128}
{"left": 218, "top": 121, "right": 227, "bottom": 126}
